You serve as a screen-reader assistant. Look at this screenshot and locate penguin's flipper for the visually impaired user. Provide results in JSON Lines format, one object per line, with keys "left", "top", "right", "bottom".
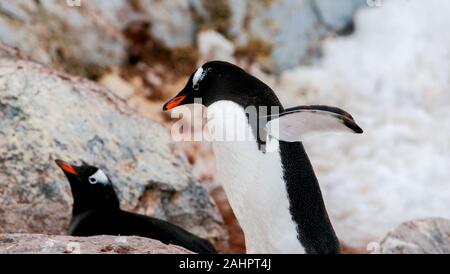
{"left": 265, "top": 105, "right": 363, "bottom": 142}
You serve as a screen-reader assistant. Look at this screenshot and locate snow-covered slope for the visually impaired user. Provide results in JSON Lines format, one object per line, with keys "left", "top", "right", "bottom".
{"left": 274, "top": 0, "right": 450, "bottom": 247}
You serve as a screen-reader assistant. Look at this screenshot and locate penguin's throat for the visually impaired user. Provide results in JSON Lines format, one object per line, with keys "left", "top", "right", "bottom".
{"left": 206, "top": 101, "right": 258, "bottom": 143}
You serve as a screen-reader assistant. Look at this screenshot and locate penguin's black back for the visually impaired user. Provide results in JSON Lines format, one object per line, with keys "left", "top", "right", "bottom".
{"left": 280, "top": 141, "right": 340, "bottom": 254}
{"left": 70, "top": 209, "right": 217, "bottom": 254}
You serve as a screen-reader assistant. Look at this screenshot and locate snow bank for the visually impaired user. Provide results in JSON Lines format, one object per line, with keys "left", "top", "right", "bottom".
{"left": 274, "top": 0, "right": 450, "bottom": 247}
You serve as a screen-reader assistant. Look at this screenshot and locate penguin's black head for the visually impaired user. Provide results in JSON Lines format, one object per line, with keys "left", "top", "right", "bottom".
{"left": 55, "top": 160, "right": 120, "bottom": 214}
{"left": 163, "top": 61, "right": 281, "bottom": 111}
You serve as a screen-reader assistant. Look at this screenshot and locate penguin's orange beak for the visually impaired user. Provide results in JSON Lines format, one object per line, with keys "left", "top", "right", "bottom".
{"left": 55, "top": 160, "right": 78, "bottom": 175}
{"left": 163, "top": 95, "right": 187, "bottom": 111}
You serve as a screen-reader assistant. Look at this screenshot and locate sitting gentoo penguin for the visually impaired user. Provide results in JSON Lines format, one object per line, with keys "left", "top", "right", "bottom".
{"left": 55, "top": 159, "right": 217, "bottom": 254}
{"left": 163, "top": 61, "right": 363, "bottom": 254}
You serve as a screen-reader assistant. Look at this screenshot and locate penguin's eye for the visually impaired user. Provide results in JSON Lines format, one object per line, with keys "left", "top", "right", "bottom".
{"left": 89, "top": 177, "right": 97, "bottom": 184}
{"left": 193, "top": 83, "right": 200, "bottom": 90}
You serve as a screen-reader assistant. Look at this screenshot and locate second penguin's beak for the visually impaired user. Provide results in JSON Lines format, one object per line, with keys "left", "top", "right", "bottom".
{"left": 55, "top": 159, "right": 78, "bottom": 175}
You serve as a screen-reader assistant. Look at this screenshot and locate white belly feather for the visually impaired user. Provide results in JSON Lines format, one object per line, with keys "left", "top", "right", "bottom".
{"left": 206, "top": 101, "right": 305, "bottom": 254}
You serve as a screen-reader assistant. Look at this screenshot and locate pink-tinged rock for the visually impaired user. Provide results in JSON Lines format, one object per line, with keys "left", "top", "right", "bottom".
{"left": 0, "top": 234, "right": 193, "bottom": 254}
{"left": 380, "top": 218, "right": 450, "bottom": 254}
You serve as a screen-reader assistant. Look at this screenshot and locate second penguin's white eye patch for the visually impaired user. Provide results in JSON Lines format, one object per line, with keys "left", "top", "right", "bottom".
{"left": 192, "top": 67, "right": 210, "bottom": 90}
{"left": 88, "top": 169, "right": 109, "bottom": 185}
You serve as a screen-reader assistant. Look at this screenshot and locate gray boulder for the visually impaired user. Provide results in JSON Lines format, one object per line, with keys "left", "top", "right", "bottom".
{"left": 0, "top": 44, "right": 225, "bottom": 245}
{"left": 228, "top": 0, "right": 367, "bottom": 72}
{"left": 0, "top": 0, "right": 368, "bottom": 75}
{"left": 314, "top": 0, "right": 364, "bottom": 31}
{"left": 380, "top": 218, "right": 450, "bottom": 254}
{"left": 92, "top": 0, "right": 198, "bottom": 48}
{"left": 0, "top": 0, "right": 128, "bottom": 76}
{"left": 137, "top": 0, "right": 197, "bottom": 48}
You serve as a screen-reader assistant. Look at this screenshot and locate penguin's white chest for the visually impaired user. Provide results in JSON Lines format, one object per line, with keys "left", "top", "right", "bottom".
{"left": 206, "top": 101, "right": 305, "bottom": 254}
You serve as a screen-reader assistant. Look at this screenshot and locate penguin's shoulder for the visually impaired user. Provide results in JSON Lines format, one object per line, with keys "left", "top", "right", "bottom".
{"left": 69, "top": 209, "right": 120, "bottom": 236}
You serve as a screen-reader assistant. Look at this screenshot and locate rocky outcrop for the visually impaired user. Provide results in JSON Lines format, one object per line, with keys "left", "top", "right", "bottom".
{"left": 0, "top": 0, "right": 127, "bottom": 77}
{"left": 380, "top": 218, "right": 450, "bottom": 254}
{"left": 0, "top": 234, "right": 193, "bottom": 254}
{"left": 0, "top": 0, "right": 367, "bottom": 75}
{"left": 227, "top": 0, "right": 366, "bottom": 72}
{"left": 0, "top": 44, "right": 226, "bottom": 246}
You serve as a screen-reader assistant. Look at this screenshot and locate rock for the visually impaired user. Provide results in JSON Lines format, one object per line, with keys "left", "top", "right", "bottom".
{"left": 314, "top": 0, "right": 364, "bottom": 31}
{"left": 0, "top": 0, "right": 128, "bottom": 76}
{"left": 88, "top": 0, "right": 141, "bottom": 30}
{"left": 0, "top": 0, "right": 367, "bottom": 75}
{"left": 228, "top": 0, "right": 367, "bottom": 72}
{"left": 380, "top": 218, "right": 450, "bottom": 254}
{"left": 131, "top": 0, "right": 365, "bottom": 72}
{"left": 0, "top": 44, "right": 226, "bottom": 245}
{"left": 136, "top": 0, "right": 197, "bottom": 48}
{"left": 0, "top": 234, "right": 193, "bottom": 254}
{"left": 87, "top": 0, "right": 200, "bottom": 50}
{"left": 99, "top": 72, "right": 136, "bottom": 100}
{"left": 0, "top": 0, "right": 198, "bottom": 75}
{"left": 198, "top": 30, "right": 236, "bottom": 64}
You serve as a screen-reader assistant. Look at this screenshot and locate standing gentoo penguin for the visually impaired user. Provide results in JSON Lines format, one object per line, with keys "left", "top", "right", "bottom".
{"left": 163, "top": 61, "right": 363, "bottom": 254}
{"left": 55, "top": 159, "right": 217, "bottom": 254}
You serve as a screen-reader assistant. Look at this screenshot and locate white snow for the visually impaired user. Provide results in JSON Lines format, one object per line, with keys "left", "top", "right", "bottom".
{"left": 272, "top": 0, "right": 450, "bottom": 247}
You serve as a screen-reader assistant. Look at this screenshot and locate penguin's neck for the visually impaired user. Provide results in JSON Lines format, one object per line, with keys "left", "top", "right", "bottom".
{"left": 206, "top": 101, "right": 305, "bottom": 254}
{"left": 70, "top": 187, "right": 121, "bottom": 217}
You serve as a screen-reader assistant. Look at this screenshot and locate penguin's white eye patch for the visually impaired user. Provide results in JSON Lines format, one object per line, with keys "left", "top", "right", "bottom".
{"left": 88, "top": 169, "right": 109, "bottom": 185}
{"left": 192, "top": 67, "right": 210, "bottom": 90}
